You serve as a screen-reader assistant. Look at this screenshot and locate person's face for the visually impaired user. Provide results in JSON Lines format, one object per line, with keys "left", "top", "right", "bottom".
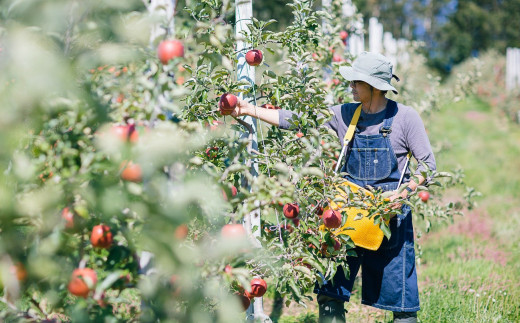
{"left": 350, "top": 80, "right": 371, "bottom": 102}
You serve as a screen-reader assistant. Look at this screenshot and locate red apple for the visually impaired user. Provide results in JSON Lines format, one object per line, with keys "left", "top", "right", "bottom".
{"left": 235, "top": 292, "right": 251, "bottom": 311}
{"left": 206, "top": 147, "right": 219, "bottom": 158}
{"left": 174, "top": 224, "right": 189, "bottom": 240}
{"left": 321, "top": 238, "right": 341, "bottom": 254}
{"left": 296, "top": 132, "right": 304, "bottom": 138}
{"left": 315, "top": 204, "right": 324, "bottom": 217}
{"left": 260, "top": 103, "right": 281, "bottom": 110}
{"left": 68, "top": 268, "right": 97, "bottom": 298}
{"left": 322, "top": 209, "right": 342, "bottom": 229}
{"left": 11, "top": 262, "right": 27, "bottom": 281}
{"left": 340, "top": 30, "right": 349, "bottom": 41}
{"left": 250, "top": 278, "right": 267, "bottom": 297}
{"left": 224, "top": 265, "right": 233, "bottom": 275}
{"left": 418, "top": 191, "right": 430, "bottom": 202}
{"left": 332, "top": 54, "right": 343, "bottom": 62}
{"left": 218, "top": 93, "right": 238, "bottom": 115}
{"left": 111, "top": 124, "right": 138, "bottom": 143}
{"left": 291, "top": 218, "right": 300, "bottom": 227}
{"left": 245, "top": 49, "right": 263, "bottom": 66}
{"left": 281, "top": 223, "right": 294, "bottom": 233}
{"left": 90, "top": 224, "right": 113, "bottom": 249}
{"left": 209, "top": 120, "right": 224, "bottom": 131}
{"left": 221, "top": 224, "right": 246, "bottom": 239}
{"left": 222, "top": 185, "right": 238, "bottom": 201}
{"left": 62, "top": 207, "right": 75, "bottom": 229}
{"left": 120, "top": 161, "right": 142, "bottom": 182}
{"left": 333, "top": 238, "right": 341, "bottom": 251}
{"left": 283, "top": 203, "right": 299, "bottom": 219}
{"left": 175, "top": 76, "right": 185, "bottom": 85}
{"left": 157, "top": 40, "right": 184, "bottom": 64}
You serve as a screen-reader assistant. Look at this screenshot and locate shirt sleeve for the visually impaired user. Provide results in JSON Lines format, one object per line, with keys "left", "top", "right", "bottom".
{"left": 405, "top": 108, "right": 437, "bottom": 181}
{"left": 278, "top": 109, "right": 300, "bottom": 130}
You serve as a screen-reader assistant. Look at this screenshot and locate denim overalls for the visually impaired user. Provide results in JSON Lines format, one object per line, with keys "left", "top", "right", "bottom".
{"left": 314, "top": 101, "right": 420, "bottom": 312}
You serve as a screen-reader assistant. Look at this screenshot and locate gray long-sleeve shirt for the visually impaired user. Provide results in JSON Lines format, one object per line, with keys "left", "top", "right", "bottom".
{"left": 278, "top": 100, "right": 436, "bottom": 180}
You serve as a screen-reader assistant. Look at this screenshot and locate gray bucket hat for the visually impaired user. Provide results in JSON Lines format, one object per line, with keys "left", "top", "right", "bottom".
{"left": 339, "top": 51, "right": 399, "bottom": 94}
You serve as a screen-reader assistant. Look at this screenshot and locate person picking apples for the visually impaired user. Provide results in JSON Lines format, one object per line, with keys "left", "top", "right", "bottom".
{"left": 226, "top": 51, "right": 436, "bottom": 323}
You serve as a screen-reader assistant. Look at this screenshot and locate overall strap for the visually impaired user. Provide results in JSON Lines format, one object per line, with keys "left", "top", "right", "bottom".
{"left": 343, "top": 104, "right": 362, "bottom": 144}
{"left": 335, "top": 104, "right": 362, "bottom": 174}
{"left": 380, "top": 100, "right": 398, "bottom": 136}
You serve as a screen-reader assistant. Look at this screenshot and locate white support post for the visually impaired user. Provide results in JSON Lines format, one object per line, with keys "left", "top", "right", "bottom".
{"left": 341, "top": 0, "right": 364, "bottom": 56}
{"left": 383, "top": 31, "right": 397, "bottom": 69}
{"left": 350, "top": 18, "right": 365, "bottom": 56}
{"left": 235, "top": 1, "right": 270, "bottom": 322}
{"left": 369, "top": 17, "right": 383, "bottom": 54}
{"left": 506, "top": 47, "right": 520, "bottom": 91}
{"left": 148, "top": 0, "right": 177, "bottom": 45}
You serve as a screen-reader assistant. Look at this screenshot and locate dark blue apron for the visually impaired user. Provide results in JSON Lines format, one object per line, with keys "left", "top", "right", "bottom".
{"left": 314, "top": 101, "right": 420, "bottom": 312}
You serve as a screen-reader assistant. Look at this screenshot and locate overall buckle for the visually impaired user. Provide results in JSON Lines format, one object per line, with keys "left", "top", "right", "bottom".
{"left": 380, "top": 127, "right": 392, "bottom": 137}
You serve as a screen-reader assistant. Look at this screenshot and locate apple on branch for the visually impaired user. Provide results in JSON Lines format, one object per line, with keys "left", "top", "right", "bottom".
{"left": 68, "top": 268, "right": 97, "bottom": 298}
{"left": 157, "top": 40, "right": 184, "bottom": 64}
{"left": 111, "top": 124, "right": 138, "bottom": 143}
{"left": 322, "top": 209, "right": 342, "bottom": 229}
{"left": 90, "top": 224, "right": 113, "bottom": 249}
{"left": 249, "top": 278, "right": 267, "bottom": 297}
{"left": 220, "top": 224, "right": 246, "bottom": 240}
{"left": 218, "top": 93, "right": 238, "bottom": 116}
{"left": 418, "top": 191, "right": 430, "bottom": 202}
{"left": 283, "top": 203, "right": 299, "bottom": 219}
{"left": 120, "top": 161, "right": 142, "bottom": 182}
{"left": 260, "top": 103, "right": 281, "bottom": 110}
{"left": 245, "top": 49, "right": 263, "bottom": 66}
{"left": 340, "top": 30, "right": 349, "bottom": 41}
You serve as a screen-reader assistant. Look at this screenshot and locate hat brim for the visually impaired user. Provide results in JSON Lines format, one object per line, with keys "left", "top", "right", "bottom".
{"left": 339, "top": 66, "right": 398, "bottom": 94}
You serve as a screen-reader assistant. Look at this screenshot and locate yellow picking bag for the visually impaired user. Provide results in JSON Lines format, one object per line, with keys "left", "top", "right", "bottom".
{"left": 321, "top": 180, "right": 389, "bottom": 251}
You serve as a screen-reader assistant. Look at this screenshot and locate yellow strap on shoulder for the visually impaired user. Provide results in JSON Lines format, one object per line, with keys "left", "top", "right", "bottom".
{"left": 343, "top": 104, "right": 362, "bottom": 144}
{"left": 334, "top": 104, "right": 363, "bottom": 174}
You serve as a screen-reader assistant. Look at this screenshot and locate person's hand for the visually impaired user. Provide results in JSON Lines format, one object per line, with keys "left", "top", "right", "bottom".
{"left": 388, "top": 189, "right": 408, "bottom": 214}
{"left": 230, "top": 97, "right": 253, "bottom": 118}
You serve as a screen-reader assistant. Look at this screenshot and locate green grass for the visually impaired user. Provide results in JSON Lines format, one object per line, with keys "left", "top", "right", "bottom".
{"left": 428, "top": 97, "right": 520, "bottom": 199}
{"left": 414, "top": 96, "right": 520, "bottom": 322}
{"left": 419, "top": 235, "right": 519, "bottom": 322}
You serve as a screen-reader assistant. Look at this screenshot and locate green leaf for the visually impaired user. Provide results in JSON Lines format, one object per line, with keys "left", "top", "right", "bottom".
{"left": 381, "top": 223, "right": 391, "bottom": 239}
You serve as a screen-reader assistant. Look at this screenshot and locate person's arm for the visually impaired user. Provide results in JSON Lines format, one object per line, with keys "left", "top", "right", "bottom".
{"left": 389, "top": 108, "right": 435, "bottom": 208}
{"left": 404, "top": 108, "right": 436, "bottom": 192}
{"left": 230, "top": 98, "right": 342, "bottom": 134}
{"left": 231, "top": 98, "right": 280, "bottom": 126}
